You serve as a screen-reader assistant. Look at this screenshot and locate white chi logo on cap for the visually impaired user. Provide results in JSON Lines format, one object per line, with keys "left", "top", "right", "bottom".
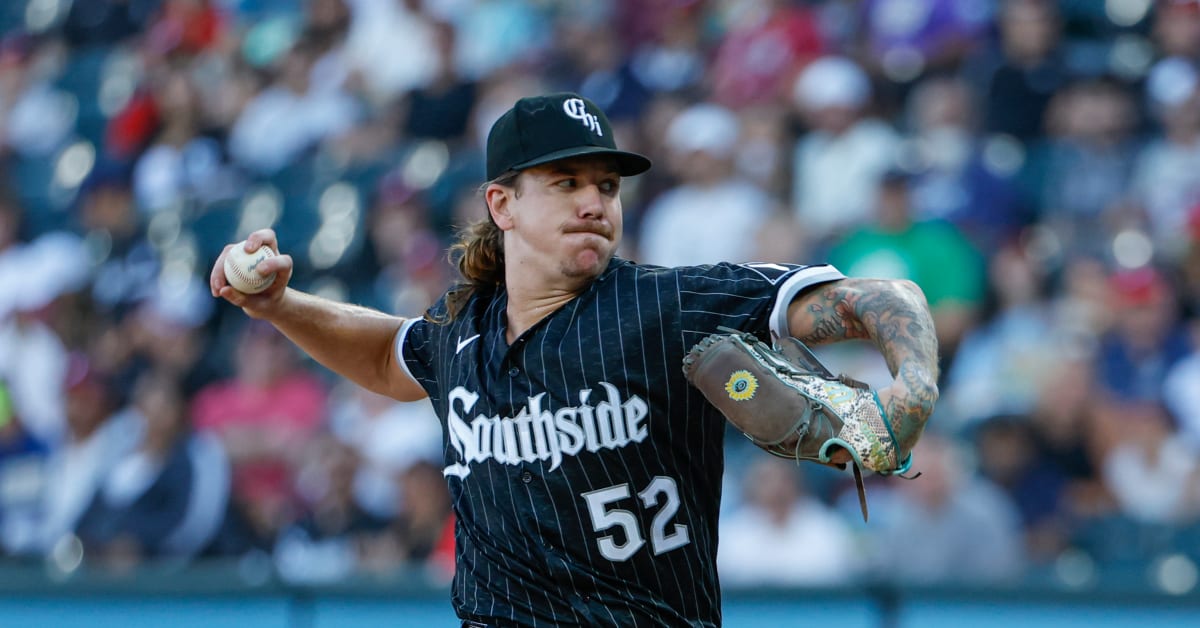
{"left": 563, "top": 98, "right": 603, "bottom": 137}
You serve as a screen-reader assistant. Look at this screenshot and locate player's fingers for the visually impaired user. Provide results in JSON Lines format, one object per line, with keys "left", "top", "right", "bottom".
{"left": 245, "top": 229, "right": 279, "bottom": 253}
{"left": 211, "top": 243, "right": 235, "bottom": 296}
{"left": 217, "top": 285, "right": 246, "bottom": 306}
{"left": 255, "top": 253, "right": 292, "bottom": 276}
{"left": 273, "top": 255, "right": 294, "bottom": 295}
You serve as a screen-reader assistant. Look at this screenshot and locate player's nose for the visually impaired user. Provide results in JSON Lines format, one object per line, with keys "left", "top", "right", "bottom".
{"left": 575, "top": 183, "right": 605, "bottom": 219}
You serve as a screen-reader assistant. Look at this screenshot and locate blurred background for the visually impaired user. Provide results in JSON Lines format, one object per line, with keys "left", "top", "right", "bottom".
{"left": 0, "top": 0, "right": 1198, "bottom": 625}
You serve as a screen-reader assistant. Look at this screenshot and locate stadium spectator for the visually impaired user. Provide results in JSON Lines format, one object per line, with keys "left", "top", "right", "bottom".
{"left": 74, "top": 370, "right": 230, "bottom": 565}
{"left": 120, "top": 276, "right": 217, "bottom": 395}
{"left": 623, "top": 0, "right": 706, "bottom": 95}
{"left": 718, "top": 456, "right": 861, "bottom": 586}
{"left": 856, "top": 0, "right": 991, "bottom": 87}
{"left": 1131, "top": 58, "right": 1200, "bottom": 251}
{"left": 734, "top": 102, "right": 793, "bottom": 197}
{"left": 1090, "top": 268, "right": 1198, "bottom": 524}
{"left": 228, "top": 38, "right": 360, "bottom": 175}
{"left": 1094, "top": 267, "right": 1191, "bottom": 406}
{"left": 0, "top": 379, "right": 50, "bottom": 557}
{"left": 442, "top": 0, "right": 551, "bottom": 82}
{"left": 143, "top": 0, "right": 227, "bottom": 58}
{"left": 964, "top": 0, "right": 1071, "bottom": 143}
{"left": 80, "top": 166, "right": 160, "bottom": 312}
{"left": 638, "top": 102, "right": 771, "bottom": 266}
{"left": 828, "top": 169, "right": 984, "bottom": 353}
{"left": 0, "top": 34, "right": 75, "bottom": 159}
{"left": 1025, "top": 355, "right": 1105, "bottom": 515}
{"left": 709, "top": 0, "right": 824, "bottom": 109}
{"left": 943, "top": 244, "right": 1059, "bottom": 428}
{"left": 902, "top": 75, "right": 1027, "bottom": 253}
{"left": 553, "top": 19, "right": 650, "bottom": 125}
{"left": 131, "top": 65, "right": 242, "bottom": 213}
{"left": 849, "top": 433, "right": 1026, "bottom": 583}
{"left": 62, "top": 0, "right": 155, "bottom": 46}
{"left": 357, "top": 176, "right": 454, "bottom": 316}
{"left": 1032, "top": 80, "right": 1139, "bottom": 260}
{"left": 31, "top": 356, "right": 142, "bottom": 556}
{"left": 0, "top": 231, "right": 89, "bottom": 447}
{"left": 790, "top": 55, "right": 900, "bottom": 244}
{"left": 340, "top": 0, "right": 439, "bottom": 101}
{"left": 1095, "top": 401, "right": 1200, "bottom": 525}
{"left": 275, "top": 437, "right": 391, "bottom": 583}
{"left": 973, "top": 349, "right": 1110, "bottom": 562}
{"left": 191, "top": 321, "right": 329, "bottom": 547}
{"left": 402, "top": 21, "right": 478, "bottom": 143}
{"left": 1152, "top": 0, "right": 1200, "bottom": 61}
{"left": 974, "top": 415, "right": 1072, "bottom": 562}
{"left": 326, "top": 381, "right": 441, "bottom": 520}
{"left": 388, "top": 459, "right": 454, "bottom": 578}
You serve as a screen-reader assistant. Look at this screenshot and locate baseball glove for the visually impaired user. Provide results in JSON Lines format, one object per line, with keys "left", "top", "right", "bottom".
{"left": 682, "top": 328, "right": 915, "bottom": 521}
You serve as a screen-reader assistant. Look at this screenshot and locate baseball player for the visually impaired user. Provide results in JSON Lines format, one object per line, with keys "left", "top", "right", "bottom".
{"left": 211, "top": 93, "right": 939, "bottom": 627}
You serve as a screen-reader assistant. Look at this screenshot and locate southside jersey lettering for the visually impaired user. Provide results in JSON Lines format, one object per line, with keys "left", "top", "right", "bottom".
{"left": 442, "top": 383, "right": 650, "bottom": 479}
{"left": 397, "top": 258, "right": 843, "bottom": 627}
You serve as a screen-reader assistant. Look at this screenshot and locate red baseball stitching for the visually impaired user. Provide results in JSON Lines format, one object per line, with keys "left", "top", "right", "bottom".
{"left": 226, "top": 247, "right": 275, "bottom": 292}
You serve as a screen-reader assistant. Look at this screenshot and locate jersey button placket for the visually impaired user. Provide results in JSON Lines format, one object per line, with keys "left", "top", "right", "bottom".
{"left": 520, "top": 471, "right": 533, "bottom": 484}
{"left": 507, "top": 365, "right": 520, "bottom": 377}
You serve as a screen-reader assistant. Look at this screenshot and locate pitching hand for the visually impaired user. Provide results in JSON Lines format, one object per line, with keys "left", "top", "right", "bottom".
{"left": 210, "top": 229, "right": 294, "bottom": 319}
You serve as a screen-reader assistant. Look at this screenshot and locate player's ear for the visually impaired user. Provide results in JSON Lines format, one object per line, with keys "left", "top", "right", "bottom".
{"left": 485, "top": 184, "right": 515, "bottom": 231}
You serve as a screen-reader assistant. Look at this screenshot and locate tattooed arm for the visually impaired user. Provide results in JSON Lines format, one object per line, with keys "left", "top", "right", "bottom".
{"left": 787, "top": 278, "right": 940, "bottom": 454}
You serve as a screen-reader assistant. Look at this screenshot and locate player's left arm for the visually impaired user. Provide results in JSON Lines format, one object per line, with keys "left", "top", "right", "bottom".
{"left": 786, "top": 277, "right": 939, "bottom": 452}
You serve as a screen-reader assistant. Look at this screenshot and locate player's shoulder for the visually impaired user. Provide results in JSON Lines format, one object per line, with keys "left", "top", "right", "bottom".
{"left": 614, "top": 259, "right": 844, "bottom": 290}
{"left": 672, "top": 261, "right": 826, "bottom": 286}
{"left": 408, "top": 287, "right": 492, "bottom": 337}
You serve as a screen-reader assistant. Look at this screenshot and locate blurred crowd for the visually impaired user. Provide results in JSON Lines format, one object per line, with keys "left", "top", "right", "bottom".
{"left": 0, "top": 0, "right": 1199, "bottom": 592}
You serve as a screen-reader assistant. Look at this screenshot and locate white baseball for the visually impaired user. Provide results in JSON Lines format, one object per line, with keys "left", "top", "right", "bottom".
{"left": 223, "top": 240, "right": 277, "bottom": 294}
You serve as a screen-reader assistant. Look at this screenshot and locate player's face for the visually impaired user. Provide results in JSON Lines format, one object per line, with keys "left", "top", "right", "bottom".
{"left": 494, "top": 157, "right": 623, "bottom": 282}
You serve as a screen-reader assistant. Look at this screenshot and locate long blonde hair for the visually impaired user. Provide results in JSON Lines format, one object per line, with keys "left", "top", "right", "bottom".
{"left": 437, "top": 171, "right": 520, "bottom": 322}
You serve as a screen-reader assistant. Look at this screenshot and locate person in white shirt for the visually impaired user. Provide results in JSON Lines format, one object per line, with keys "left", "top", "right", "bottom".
{"left": 718, "top": 456, "right": 862, "bottom": 587}
{"left": 638, "top": 102, "right": 771, "bottom": 266}
{"left": 790, "top": 56, "right": 900, "bottom": 244}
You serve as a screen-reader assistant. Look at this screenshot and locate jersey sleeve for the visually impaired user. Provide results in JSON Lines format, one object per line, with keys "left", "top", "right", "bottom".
{"left": 675, "top": 262, "right": 844, "bottom": 341}
{"left": 394, "top": 297, "right": 447, "bottom": 399}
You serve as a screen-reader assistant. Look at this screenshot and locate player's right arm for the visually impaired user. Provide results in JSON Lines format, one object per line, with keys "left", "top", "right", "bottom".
{"left": 210, "top": 229, "right": 427, "bottom": 402}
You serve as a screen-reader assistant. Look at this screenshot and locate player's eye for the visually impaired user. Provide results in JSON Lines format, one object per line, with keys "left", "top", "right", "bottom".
{"left": 599, "top": 179, "right": 619, "bottom": 194}
{"left": 556, "top": 178, "right": 577, "bottom": 189}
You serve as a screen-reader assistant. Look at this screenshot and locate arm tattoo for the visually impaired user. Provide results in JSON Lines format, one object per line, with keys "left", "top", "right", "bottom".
{"left": 793, "top": 279, "right": 940, "bottom": 450}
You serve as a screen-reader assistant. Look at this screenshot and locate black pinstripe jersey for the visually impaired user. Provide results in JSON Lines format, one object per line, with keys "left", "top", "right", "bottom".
{"left": 396, "top": 258, "right": 844, "bottom": 627}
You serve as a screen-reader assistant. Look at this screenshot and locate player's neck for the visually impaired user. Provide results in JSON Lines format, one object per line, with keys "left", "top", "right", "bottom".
{"left": 503, "top": 271, "right": 591, "bottom": 344}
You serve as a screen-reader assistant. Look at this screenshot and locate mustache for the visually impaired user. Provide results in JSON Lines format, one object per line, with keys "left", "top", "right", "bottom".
{"left": 562, "top": 221, "right": 614, "bottom": 238}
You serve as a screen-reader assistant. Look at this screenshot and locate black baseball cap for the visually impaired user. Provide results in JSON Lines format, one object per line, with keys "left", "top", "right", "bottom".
{"left": 485, "top": 93, "right": 652, "bottom": 181}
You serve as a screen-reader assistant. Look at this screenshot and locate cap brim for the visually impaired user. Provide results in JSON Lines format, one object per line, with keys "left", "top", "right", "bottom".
{"left": 511, "top": 146, "right": 652, "bottom": 177}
